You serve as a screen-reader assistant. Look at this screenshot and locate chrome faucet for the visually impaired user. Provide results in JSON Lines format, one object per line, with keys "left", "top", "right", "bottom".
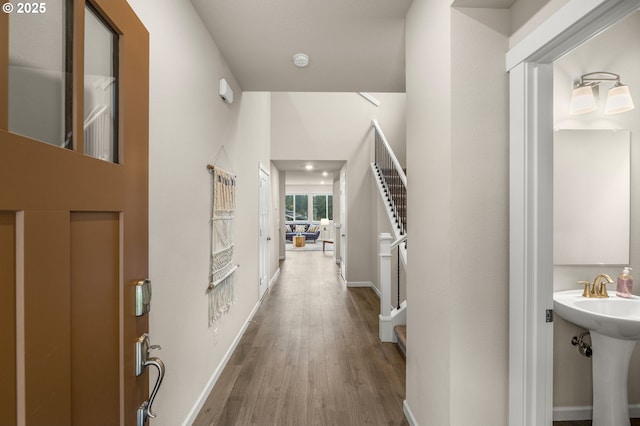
{"left": 578, "top": 274, "right": 614, "bottom": 298}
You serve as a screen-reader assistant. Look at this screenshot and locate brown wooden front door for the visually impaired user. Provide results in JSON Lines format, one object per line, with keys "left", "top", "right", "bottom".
{"left": 0, "top": 1, "right": 150, "bottom": 424}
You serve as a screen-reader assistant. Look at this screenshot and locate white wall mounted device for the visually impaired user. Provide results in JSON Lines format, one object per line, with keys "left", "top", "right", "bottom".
{"left": 219, "top": 78, "right": 234, "bottom": 104}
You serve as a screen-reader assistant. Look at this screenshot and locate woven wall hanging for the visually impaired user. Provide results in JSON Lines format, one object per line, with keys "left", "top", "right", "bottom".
{"left": 207, "top": 156, "right": 238, "bottom": 327}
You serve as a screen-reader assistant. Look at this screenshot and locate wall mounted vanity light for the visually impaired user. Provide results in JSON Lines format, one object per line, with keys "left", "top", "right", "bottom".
{"left": 569, "top": 72, "right": 634, "bottom": 115}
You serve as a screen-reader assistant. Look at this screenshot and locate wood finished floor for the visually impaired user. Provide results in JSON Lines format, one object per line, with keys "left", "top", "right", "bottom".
{"left": 554, "top": 421, "right": 640, "bottom": 425}
{"left": 194, "top": 250, "right": 408, "bottom": 426}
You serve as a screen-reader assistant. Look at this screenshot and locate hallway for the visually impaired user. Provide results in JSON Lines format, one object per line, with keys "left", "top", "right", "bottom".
{"left": 193, "top": 250, "right": 407, "bottom": 426}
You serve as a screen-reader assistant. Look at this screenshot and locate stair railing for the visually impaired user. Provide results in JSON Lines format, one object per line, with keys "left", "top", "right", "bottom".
{"left": 372, "top": 120, "right": 407, "bottom": 236}
{"left": 378, "top": 232, "right": 407, "bottom": 342}
{"left": 391, "top": 234, "right": 407, "bottom": 309}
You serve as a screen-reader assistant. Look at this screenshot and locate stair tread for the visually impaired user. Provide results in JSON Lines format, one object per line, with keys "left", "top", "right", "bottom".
{"left": 394, "top": 325, "right": 407, "bottom": 346}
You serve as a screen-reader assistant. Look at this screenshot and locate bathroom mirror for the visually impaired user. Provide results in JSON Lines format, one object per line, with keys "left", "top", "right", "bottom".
{"left": 554, "top": 129, "right": 630, "bottom": 265}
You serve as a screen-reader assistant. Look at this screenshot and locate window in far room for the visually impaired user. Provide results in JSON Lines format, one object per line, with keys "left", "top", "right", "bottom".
{"left": 285, "top": 194, "right": 308, "bottom": 221}
{"left": 312, "top": 194, "right": 333, "bottom": 221}
{"left": 285, "top": 193, "right": 333, "bottom": 221}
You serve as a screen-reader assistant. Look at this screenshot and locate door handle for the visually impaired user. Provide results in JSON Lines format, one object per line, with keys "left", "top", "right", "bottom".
{"left": 136, "top": 333, "right": 165, "bottom": 426}
{"left": 267, "top": 237, "right": 271, "bottom": 241}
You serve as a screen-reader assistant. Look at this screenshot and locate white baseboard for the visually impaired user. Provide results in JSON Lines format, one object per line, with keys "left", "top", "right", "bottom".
{"left": 182, "top": 300, "right": 262, "bottom": 426}
{"left": 370, "top": 283, "right": 382, "bottom": 298}
{"left": 403, "top": 400, "right": 418, "bottom": 426}
{"left": 346, "top": 281, "right": 381, "bottom": 298}
{"left": 269, "top": 267, "right": 280, "bottom": 287}
{"left": 553, "top": 404, "right": 640, "bottom": 421}
{"left": 346, "top": 280, "right": 372, "bottom": 288}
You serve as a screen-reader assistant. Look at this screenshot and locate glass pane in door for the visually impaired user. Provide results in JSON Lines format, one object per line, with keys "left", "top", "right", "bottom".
{"left": 8, "top": 1, "right": 72, "bottom": 148}
{"left": 84, "top": 5, "right": 118, "bottom": 163}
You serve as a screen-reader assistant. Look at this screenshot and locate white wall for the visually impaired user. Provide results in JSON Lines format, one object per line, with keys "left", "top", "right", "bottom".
{"left": 271, "top": 92, "right": 405, "bottom": 284}
{"left": 552, "top": 11, "right": 640, "bottom": 409}
{"left": 405, "top": 2, "right": 510, "bottom": 424}
{"left": 125, "top": 1, "right": 270, "bottom": 424}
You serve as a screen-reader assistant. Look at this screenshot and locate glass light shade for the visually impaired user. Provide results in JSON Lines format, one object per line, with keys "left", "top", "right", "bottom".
{"left": 569, "top": 85, "right": 597, "bottom": 114}
{"left": 604, "top": 85, "right": 635, "bottom": 114}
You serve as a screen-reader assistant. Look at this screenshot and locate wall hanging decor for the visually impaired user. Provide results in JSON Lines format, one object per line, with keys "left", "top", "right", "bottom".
{"left": 207, "top": 148, "right": 239, "bottom": 327}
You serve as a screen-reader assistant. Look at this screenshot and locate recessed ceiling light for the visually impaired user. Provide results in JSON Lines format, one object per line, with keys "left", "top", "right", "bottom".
{"left": 320, "top": 181, "right": 325, "bottom": 185}
{"left": 293, "top": 53, "right": 310, "bottom": 68}
{"left": 322, "top": 171, "right": 328, "bottom": 176}
{"left": 305, "top": 164, "right": 313, "bottom": 170}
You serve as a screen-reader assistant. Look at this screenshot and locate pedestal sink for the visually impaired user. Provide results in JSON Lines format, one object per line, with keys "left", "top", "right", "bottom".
{"left": 553, "top": 290, "right": 640, "bottom": 426}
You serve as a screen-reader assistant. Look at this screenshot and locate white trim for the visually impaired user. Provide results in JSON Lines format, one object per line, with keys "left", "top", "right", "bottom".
{"left": 346, "top": 281, "right": 381, "bottom": 297}
{"left": 258, "top": 164, "right": 270, "bottom": 300}
{"left": 403, "top": 400, "right": 418, "bottom": 426}
{"left": 181, "top": 300, "right": 262, "bottom": 426}
{"left": 370, "top": 283, "right": 381, "bottom": 298}
{"left": 379, "top": 315, "right": 394, "bottom": 342}
{"left": 269, "top": 267, "right": 280, "bottom": 287}
{"left": 506, "top": 0, "right": 640, "bottom": 71}
{"left": 358, "top": 92, "right": 381, "bottom": 107}
{"left": 553, "top": 404, "right": 640, "bottom": 421}
{"left": 509, "top": 61, "right": 555, "bottom": 426}
{"left": 379, "top": 302, "right": 407, "bottom": 343}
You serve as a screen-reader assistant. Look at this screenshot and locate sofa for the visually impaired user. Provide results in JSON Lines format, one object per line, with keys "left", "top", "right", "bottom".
{"left": 285, "top": 222, "right": 321, "bottom": 243}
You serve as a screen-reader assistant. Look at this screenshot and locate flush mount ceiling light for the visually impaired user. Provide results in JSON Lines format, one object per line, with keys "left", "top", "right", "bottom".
{"left": 304, "top": 164, "right": 313, "bottom": 170}
{"left": 293, "top": 53, "right": 310, "bottom": 68}
{"left": 569, "top": 72, "right": 635, "bottom": 115}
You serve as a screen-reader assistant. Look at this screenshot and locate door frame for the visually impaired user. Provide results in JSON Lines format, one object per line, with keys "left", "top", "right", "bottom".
{"left": 258, "top": 163, "right": 270, "bottom": 300}
{"left": 339, "top": 169, "right": 347, "bottom": 282}
{"left": 507, "top": 0, "right": 640, "bottom": 424}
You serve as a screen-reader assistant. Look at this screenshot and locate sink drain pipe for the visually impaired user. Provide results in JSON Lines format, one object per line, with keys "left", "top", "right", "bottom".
{"left": 572, "top": 331, "right": 593, "bottom": 358}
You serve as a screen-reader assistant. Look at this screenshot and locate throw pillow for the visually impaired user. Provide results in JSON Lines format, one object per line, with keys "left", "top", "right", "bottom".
{"left": 307, "top": 225, "right": 319, "bottom": 233}
{"left": 295, "top": 225, "right": 307, "bottom": 233}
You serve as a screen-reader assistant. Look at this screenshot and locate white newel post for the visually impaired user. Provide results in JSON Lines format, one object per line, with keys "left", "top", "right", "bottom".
{"left": 379, "top": 233, "right": 394, "bottom": 342}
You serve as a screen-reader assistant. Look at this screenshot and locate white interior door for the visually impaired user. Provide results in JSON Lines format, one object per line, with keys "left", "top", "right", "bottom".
{"left": 340, "top": 171, "right": 347, "bottom": 281}
{"left": 258, "top": 166, "right": 270, "bottom": 300}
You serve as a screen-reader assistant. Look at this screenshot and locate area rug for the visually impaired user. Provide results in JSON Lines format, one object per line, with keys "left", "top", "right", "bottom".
{"left": 285, "top": 240, "right": 333, "bottom": 252}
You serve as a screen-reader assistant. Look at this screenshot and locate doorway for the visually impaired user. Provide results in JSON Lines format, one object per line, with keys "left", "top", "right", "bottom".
{"left": 339, "top": 170, "right": 347, "bottom": 281}
{"left": 507, "top": 1, "right": 640, "bottom": 424}
{"left": 259, "top": 165, "right": 270, "bottom": 300}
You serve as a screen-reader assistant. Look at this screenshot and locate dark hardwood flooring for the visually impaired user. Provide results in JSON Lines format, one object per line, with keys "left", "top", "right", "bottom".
{"left": 194, "top": 250, "right": 408, "bottom": 426}
{"left": 554, "top": 420, "right": 640, "bottom": 426}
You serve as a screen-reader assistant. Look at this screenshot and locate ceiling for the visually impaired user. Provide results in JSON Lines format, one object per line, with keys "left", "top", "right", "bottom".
{"left": 272, "top": 160, "right": 345, "bottom": 186}
{"left": 191, "top": 0, "right": 413, "bottom": 92}
{"left": 190, "top": 0, "right": 520, "bottom": 93}
{"left": 451, "top": 0, "right": 516, "bottom": 7}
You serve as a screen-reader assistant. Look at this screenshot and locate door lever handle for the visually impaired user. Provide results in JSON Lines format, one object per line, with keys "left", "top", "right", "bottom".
{"left": 140, "top": 356, "right": 165, "bottom": 420}
{"left": 136, "top": 334, "right": 165, "bottom": 426}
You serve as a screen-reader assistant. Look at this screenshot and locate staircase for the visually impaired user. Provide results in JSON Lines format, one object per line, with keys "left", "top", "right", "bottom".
{"left": 371, "top": 120, "right": 407, "bottom": 263}
{"left": 394, "top": 325, "right": 407, "bottom": 357}
{"left": 371, "top": 120, "right": 407, "bottom": 350}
